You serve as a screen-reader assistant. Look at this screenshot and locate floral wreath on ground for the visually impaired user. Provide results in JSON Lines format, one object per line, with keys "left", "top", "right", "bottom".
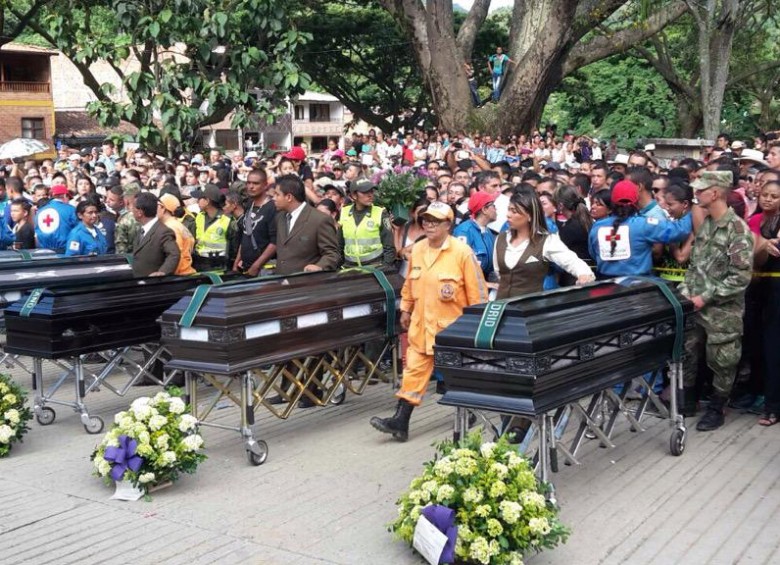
{"left": 0, "top": 374, "right": 33, "bottom": 458}
{"left": 91, "top": 389, "right": 206, "bottom": 493}
{"left": 391, "top": 430, "right": 569, "bottom": 565}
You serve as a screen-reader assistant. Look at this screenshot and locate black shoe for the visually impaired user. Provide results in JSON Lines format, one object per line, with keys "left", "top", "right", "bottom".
{"left": 370, "top": 400, "right": 414, "bottom": 442}
{"left": 298, "top": 395, "right": 320, "bottom": 409}
{"left": 266, "top": 394, "right": 287, "bottom": 405}
{"left": 436, "top": 380, "right": 447, "bottom": 395}
{"left": 697, "top": 399, "right": 725, "bottom": 431}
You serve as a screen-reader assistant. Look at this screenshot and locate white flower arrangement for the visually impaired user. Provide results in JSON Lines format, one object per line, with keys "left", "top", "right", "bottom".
{"left": 91, "top": 390, "right": 206, "bottom": 494}
{"left": 391, "top": 430, "right": 568, "bottom": 564}
{"left": 0, "top": 374, "right": 32, "bottom": 458}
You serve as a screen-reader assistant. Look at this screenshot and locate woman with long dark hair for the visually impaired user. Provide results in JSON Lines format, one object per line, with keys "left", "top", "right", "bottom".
{"left": 494, "top": 189, "right": 593, "bottom": 299}
{"left": 655, "top": 182, "right": 695, "bottom": 283}
{"left": 751, "top": 180, "right": 780, "bottom": 425}
{"left": 557, "top": 185, "right": 593, "bottom": 286}
{"left": 588, "top": 180, "right": 692, "bottom": 278}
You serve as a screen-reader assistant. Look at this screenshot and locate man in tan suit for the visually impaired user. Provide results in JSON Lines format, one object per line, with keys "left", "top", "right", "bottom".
{"left": 131, "top": 192, "right": 181, "bottom": 277}
{"left": 273, "top": 174, "right": 340, "bottom": 276}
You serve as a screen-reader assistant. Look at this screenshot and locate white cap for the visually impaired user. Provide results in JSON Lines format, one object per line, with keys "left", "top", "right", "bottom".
{"left": 68, "top": 153, "right": 81, "bottom": 161}
{"left": 644, "top": 143, "right": 656, "bottom": 152}
{"left": 614, "top": 154, "right": 629, "bottom": 165}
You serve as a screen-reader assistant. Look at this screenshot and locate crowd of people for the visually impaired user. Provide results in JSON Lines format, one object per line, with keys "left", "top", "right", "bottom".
{"left": 2, "top": 127, "right": 779, "bottom": 438}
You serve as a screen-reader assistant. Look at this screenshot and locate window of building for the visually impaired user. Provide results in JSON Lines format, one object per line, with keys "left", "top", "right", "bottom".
{"left": 309, "top": 104, "right": 331, "bottom": 122}
{"left": 294, "top": 104, "right": 305, "bottom": 120}
{"left": 21, "top": 118, "right": 45, "bottom": 139}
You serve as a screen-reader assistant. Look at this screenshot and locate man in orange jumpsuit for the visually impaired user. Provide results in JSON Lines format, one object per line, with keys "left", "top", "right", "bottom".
{"left": 370, "top": 201, "right": 488, "bottom": 441}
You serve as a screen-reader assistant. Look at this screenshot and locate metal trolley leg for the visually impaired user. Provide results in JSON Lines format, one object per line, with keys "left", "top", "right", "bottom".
{"left": 243, "top": 371, "right": 268, "bottom": 466}
{"left": 74, "top": 358, "right": 104, "bottom": 434}
{"left": 669, "top": 361, "right": 687, "bottom": 456}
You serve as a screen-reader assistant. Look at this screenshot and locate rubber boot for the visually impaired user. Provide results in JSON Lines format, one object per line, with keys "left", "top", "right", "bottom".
{"left": 696, "top": 395, "right": 726, "bottom": 431}
{"left": 681, "top": 387, "right": 698, "bottom": 417}
{"left": 370, "top": 399, "right": 414, "bottom": 442}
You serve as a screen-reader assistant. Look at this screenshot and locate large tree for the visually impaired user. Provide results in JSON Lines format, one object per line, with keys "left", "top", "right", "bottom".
{"left": 375, "top": 0, "right": 687, "bottom": 134}
{"left": 633, "top": 1, "right": 779, "bottom": 138}
{"left": 28, "top": 0, "right": 310, "bottom": 155}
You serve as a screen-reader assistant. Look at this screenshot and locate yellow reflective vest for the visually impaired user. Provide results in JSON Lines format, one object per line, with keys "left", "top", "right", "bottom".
{"left": 194, "top": 212, "right": 231, "bottom": 257}
{"left": 339, "top": 204, "right": 383, "bottom": 265}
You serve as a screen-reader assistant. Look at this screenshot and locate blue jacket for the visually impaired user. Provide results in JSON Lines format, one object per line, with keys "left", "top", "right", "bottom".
{"left": 589, "top": 213, "right": 692, "bottom": 277}
{"left": 65, "top": 223, "right": 108, "bottom": 256}
{"left": 453, "top": 219, "right": 496, "bottom": 276}
{"left": 35, "top": 200, "right": 78, "bottom": 251}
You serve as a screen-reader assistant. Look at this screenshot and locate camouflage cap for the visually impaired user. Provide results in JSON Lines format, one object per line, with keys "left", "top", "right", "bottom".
{"left": 123, "top": 181, "right": 142, "bottom": 196}
{"left": 691, "top": 170, "right": 732, "bottom": 191}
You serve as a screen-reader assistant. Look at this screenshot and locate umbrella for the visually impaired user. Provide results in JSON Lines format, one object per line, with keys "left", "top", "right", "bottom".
{"left": 0, "top": 138, "right": 50, "bottom": 160}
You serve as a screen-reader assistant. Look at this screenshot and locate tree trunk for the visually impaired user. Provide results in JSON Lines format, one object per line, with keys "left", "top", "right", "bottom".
{"left": 676, "top": 96, "right": 703, "bottom": 137}
{"left": 690, "top": 0, "right": 739, "bottom": 140}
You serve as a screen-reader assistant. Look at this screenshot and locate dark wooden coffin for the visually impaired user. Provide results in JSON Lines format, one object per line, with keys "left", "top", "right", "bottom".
{"left": 3, "top": 273, "right": 232, "bottom": 358}
{"left": 0, "top": 254, "right": 133, "bottom": 329}
{"left": 434, "top": 279, "right": 693, "bottom": 417}
{"left": 161, "top": 270, "right": 403, "bottom": 375}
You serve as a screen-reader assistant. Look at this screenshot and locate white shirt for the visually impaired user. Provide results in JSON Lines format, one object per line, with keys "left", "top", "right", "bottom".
{"left": 141, "top": 217, "right": 158, "bottom": 237}
{"left": 287, "top": 201, "right": 306, "bottom": 232}
{"left": 492, "top": 231, "right": 592, "bottom": 279}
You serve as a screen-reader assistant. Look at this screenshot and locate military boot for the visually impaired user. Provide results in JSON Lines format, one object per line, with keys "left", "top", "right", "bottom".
{"left": 370, "top": 399, "right": 414, "bottom": 442}
{"left": 696, "top": 395, "right": 726, "bottom": 431}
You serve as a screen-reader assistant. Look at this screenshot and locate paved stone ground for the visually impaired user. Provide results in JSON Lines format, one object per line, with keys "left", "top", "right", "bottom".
{"left": 1, "top": 359, "right": 779, "bottom": 565}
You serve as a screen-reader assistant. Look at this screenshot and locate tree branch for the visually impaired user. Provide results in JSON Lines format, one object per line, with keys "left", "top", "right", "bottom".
{"left": 563, "top": 0, "right": 688, "bottom": 76}
{"left": 455, "top": 0, "right": 491, "bottom": 61}
{"left": 727, "top": 60, "right": 780, "bottom": 87}
{"left": 571, "top": 0, "right": 629, "bottom": 42}
{"left": 4, "top": 0, "right": 51, "bottom": 48}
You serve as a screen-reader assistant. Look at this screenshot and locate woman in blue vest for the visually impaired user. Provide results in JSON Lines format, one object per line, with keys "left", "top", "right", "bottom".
{"left": 65, "top": 198, "right": 108, "bottom": 256}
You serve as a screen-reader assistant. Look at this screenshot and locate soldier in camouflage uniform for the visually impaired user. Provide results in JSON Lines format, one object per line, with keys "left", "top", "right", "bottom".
{"left": 114, "top": 182, "right": 142, "bottom": 255}
{"left": 679, "top": 170, "right": 753, "bottom": 431}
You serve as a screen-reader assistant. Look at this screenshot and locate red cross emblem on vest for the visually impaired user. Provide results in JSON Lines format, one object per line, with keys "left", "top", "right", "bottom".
{"left": 604, "top": 233, "right": 620, "bottom": 242}
{"left": 42, "top": 214, "right": 54, "bottom": 227}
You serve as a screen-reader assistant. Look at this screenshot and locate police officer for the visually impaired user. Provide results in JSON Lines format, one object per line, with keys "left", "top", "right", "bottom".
{"left": 35, "top": 183, "right": 78, "bottom": 252}
{"left": 65, "top": 200, "right": 108, "bottom": 256}
{"left": 679, "top": 171, "right": 753, "bottom": 431}
{"left": 452, "top": 191, "right": 497, "bottom": 279}
{"left": 191, "top": 183, "right": 236, "bottom": 271}
{"left": 339, "top": 179, "right": 396, "bottom": 269}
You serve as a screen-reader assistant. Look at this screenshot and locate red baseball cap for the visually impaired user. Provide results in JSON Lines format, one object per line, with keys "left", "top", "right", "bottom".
{"left": 468, "top": 191, "right": 497, "bottom": 217}
{"left": 611, "top": 180, "right": 639, "bottom": 206}
{"left": 282, "top": 146, "right": 306, "bottom": 161}
{"left": 50, "top": 184, "right": 70, "bottom": 196}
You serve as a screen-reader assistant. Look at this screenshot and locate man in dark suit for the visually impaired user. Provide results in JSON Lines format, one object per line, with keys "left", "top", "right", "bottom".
{"left": 273, "top": 174, "right": 340, "bottom": 276}
{"left": 268, "top": 174, "right": 341, "bottom": 408}
{"left": 131, "top": 192, "right": 181, "bottom": 277}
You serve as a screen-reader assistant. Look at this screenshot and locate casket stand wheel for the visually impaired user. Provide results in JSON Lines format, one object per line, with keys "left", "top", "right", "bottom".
{"left": 83, "top": 414, "right": 104, "bottom": 434}
{"left": 329, "top": 380, "right": 347, "bottom": 405}
{"left": 246, "top": 439, "right": 269, "bottom": 466}
{"left": 670, "top": 427, "right": 686, "bottom": 456}
{"left": 35, "top": 405, "right": 55, "bottom": 425}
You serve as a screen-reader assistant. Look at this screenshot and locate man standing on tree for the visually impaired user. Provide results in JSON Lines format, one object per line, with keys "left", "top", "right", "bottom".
{"left": 487, "top": 46, "right": 514, "bottom": 103}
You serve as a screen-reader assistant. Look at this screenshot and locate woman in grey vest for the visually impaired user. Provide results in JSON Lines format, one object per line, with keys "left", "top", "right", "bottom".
{"left": 494, "top": 189, "right": 593, "bottom": 299}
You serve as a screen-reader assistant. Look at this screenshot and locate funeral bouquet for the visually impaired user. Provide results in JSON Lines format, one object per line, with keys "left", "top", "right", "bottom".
{"left": 0, "top": 374, "right": 33, "bottom": 458}
{"left": 371, "top": 166, "right": 429, "bottom": 223}
{"left": 391, "top": 431, "right": 568, "bottom": 565}
{"left": 91, "top": 390, "right": 206, "bottom": 493}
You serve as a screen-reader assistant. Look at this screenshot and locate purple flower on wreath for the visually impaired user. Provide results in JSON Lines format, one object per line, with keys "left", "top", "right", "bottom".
{"left": 103, "top": 434, "right": 144, "bottom": 482}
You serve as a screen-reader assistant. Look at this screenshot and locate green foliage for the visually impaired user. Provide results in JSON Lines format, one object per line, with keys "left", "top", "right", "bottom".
{"left": 295, "top": 0, "right": 428, "bottom": 132}
{"left": 0, "top": 374, "right": 33, "bottom": 458}
{"left": 43, "top": 0, "right": 311, "bottom": 154}
{"left": 543, "top": 55, "right": 677, "bottom": 146}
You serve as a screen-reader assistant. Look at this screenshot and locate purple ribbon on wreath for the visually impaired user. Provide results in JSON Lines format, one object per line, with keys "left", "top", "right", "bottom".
{"left": 422, "top": 505, "right": 458, "bottom": 564}
{"left": 103, "top": 434, "right": 144, "bottom": 482}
